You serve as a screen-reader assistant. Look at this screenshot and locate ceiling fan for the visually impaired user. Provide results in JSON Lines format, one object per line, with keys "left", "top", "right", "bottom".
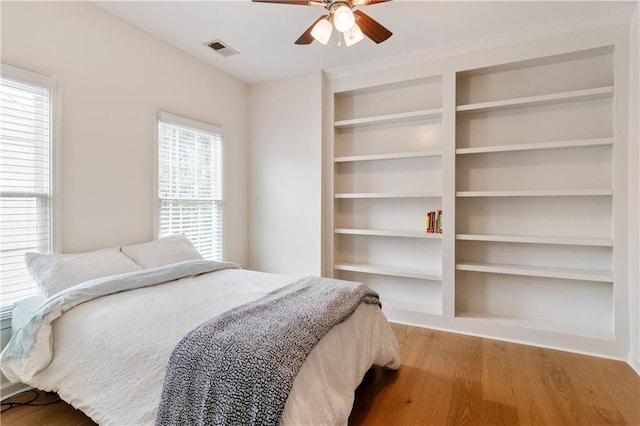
{"left": 252, "top": 0, "right": 393, "bottom": 47}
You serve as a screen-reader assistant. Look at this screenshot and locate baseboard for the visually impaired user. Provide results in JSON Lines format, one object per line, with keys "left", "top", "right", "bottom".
{"left": 628, "top": 353, "right": 640, "bottom": 376}
{"left": 1, "top": 382, "right": 30, "bottom": 401}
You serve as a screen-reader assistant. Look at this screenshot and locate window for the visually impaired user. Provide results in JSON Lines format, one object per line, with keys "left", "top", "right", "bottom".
{"left": 157, "top": 111, "right": 223, "bottom": 261}
{"left": 0, "top": 64, "right": 57, "bottom": 315}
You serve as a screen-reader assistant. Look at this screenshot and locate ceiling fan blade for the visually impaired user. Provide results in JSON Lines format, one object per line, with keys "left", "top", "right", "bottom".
{"left": 295, "top": 16, "right": 325, "bottom": 45}
{"left": 352, "top": 0, "right": 392, "bottom": 6}
{"left": 353, "top": 9, "right": 392, "bottom": 44}
{"left": 252, "top": 0, "right": 311, "bottom": 5}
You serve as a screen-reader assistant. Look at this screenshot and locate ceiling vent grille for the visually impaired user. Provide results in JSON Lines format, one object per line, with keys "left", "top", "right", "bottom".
{"left": 204, "top": 39, "right": 239, "bottom": 58}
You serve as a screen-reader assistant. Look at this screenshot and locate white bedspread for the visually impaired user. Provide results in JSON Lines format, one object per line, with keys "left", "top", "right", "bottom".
{"left": 4, "top": 268, "right": 400, "bottom": 425}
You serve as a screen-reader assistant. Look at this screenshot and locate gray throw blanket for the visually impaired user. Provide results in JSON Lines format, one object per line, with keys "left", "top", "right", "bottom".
{"left": 154, "top": 276, "right": 380, "bottom": 426}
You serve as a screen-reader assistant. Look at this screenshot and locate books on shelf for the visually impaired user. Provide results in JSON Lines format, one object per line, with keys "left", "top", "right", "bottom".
{"left": 426, "top": 210, "right": 443, "bottom": 234}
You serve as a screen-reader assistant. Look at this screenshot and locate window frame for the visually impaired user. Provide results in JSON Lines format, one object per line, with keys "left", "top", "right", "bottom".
{"left": 0, "top": 63, "right": 60, "bottom": 326}
{"left": 153, "top": 109, "right": 224, "bottom": 260}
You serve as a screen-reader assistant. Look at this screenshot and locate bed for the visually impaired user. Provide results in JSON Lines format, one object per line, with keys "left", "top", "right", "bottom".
{"left": 1, "top": 235, "right": 400, "bottom": 425}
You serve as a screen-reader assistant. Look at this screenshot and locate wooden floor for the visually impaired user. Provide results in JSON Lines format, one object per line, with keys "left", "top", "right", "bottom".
{"left": 350, "top": 324, "right": 640, "bottom": 425}
{"left": 2, "top": 323, "right": 639, "bottom": 425}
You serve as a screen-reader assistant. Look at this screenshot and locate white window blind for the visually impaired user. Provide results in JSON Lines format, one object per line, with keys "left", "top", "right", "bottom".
{"left": 157, "top": 112, "right": 223, "bottom": 261}
{"left": 0, "top": 64, "right": 55, "bottom": 313}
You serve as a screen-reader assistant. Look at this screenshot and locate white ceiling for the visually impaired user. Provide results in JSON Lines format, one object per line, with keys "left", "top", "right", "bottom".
{"left": 95, "top": 0, "right": 637, "bottom": 84}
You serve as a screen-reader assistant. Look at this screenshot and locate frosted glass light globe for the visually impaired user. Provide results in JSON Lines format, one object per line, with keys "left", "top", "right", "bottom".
{"left": 344, "top": 23, "right": 364, "bottom": 46}
{"left": 333, "top": 5, "right": 355, "bottom": 32}
{"left": 311, "top": 18, "right": 333, "bottom": 44}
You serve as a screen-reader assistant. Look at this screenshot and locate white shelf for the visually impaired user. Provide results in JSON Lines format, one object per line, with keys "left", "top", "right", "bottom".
{"left": 334, "top": 262, "right": 442, "bottom": 281}
{"left": 383, "top": 298, "right": 442, "bottom": 316}
{"left": 334, "top": 108, "right": 442, "bottom": 128}
{"left": 454, "top": 313, "right": 614, "bottom": 341}
{"left": 456, "top": 189, "right": 612, "bottom": 197}
{"left": 455, "top": 138, "right": 613, "bottom": 155}
{"left": 456, "top": 261, "right": 612, "bottom": 282}
{"left": 335, "top": 150, "right": 442, "bottom": 163}
{"left": 335, "top": 228, "right": 442, "bottom": 239}
{"left": 456, "top": 86, "right": 614, "bottom": 113}
{"left": 335, "top": 192, "right": 442, "bottom": 199}
{"left": 456, "top": 234, "right": 614, "bottom": 247}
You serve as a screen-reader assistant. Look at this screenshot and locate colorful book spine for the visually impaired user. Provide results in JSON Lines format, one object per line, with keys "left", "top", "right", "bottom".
{"left": 426, "top": 210, "right": 443, "bottom": 234}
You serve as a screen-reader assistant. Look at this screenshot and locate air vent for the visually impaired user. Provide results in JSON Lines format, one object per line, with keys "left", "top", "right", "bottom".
{"left": 204, "top": 39, "right": 239, "bottom": 58}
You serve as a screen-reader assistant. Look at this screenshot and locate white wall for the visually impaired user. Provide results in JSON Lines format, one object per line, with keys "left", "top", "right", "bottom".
{"left": 248, "top": 72, "right": 324, "bottom": 275}
{"left": 1, "top": 0, "right": 250, "bottom": 395}
{"left": 1, "top": 1, "right": 249, "bottom": 263}
{"left": 629, "top": 4, "right": 640, "bottom": 373}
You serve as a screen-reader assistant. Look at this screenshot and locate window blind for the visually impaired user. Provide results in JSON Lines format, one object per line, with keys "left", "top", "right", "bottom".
{"left": 0, "top": 65, "right": 54, "bottom": 312}
{"left": 157, "top": 112, "right": 223, "bottom": 261}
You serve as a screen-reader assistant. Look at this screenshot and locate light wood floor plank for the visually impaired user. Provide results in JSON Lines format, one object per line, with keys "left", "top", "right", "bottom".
{"left": 481, "top": 339, "right": 517, "bottom": 407}
{"left": 560, "top": 351, "right": 619, "bottom": 412}
{"left": 593, "top": 356, "right": 640, "bottom": 424}
{"left": 479, "top": 399, "right": 520, "bottom": 426}
{"left": 446, "top": 378, "right": 482, "bottom": 425}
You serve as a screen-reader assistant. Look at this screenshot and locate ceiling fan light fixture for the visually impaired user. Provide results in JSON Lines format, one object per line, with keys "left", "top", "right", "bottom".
{"left": 344, "top": 22, "right": 364, "bottom": 46}
{"left": 251, "top": 0, "right": 393, "bottom": 46}
{"left": 311, "top": 17, "right": 333, "bottom": 44}
{"left": 333, "top": 5, "right": 355, "bottom": 32}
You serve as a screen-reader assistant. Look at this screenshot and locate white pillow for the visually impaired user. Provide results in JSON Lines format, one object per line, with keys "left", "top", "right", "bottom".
{"left": 25, "top": 248, "right": 142, "bottom": 297}
{"left": 120, "top": 234, "right": 203, "bottom": 269}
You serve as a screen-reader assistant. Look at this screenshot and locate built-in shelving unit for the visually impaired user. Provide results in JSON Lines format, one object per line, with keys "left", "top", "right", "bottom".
{"left": 330, "top": 76, "right": 444, "bottom": 316}
{"left": 454, "top": 46, "right": 615, "bottom": 341}
{"left": 327, "top": 37, "right": 628, "bottom": 358}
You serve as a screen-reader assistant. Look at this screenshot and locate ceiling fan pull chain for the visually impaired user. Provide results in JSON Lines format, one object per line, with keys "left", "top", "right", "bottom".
{"left": 338, "top": 31, "right": 343, "bottom": 46}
